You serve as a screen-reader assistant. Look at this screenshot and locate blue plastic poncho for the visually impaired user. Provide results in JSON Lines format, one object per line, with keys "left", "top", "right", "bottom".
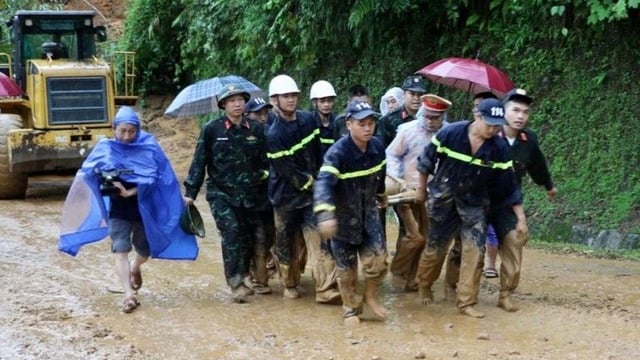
{"left": 58, "top": 107, "right": 199, "bottom": 260}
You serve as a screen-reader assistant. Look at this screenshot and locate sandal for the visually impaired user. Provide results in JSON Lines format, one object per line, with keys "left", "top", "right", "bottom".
{"left": 484, "top": 267, "right": 499, "bottom": 278}
{"left": 122, "top": 296, "right": 140, "bottom": 313}
{"left": 130, "top": 267, "right": 143, "bottom": 291}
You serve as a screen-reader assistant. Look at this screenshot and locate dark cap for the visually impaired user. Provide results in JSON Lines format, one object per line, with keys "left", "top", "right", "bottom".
{"left": 217, "top": 85, "right": 250, "bottom": 109}
{"left": 402, "top": 75, "right": 428, "bottom": 93}
{"left": 346, "top": 100, "right": 377, "bottom": 120}
{"left": 476, "top": 98, "right": 506, "bottom": 126}
{"left": 503, "top": 88, "right": 532, "bottom": 105}
{"left": 244, "top": 96, "right": 273, "bottom": 113}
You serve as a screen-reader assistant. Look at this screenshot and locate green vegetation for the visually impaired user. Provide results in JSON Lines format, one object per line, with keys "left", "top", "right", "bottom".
{"left": 117, "top": 0, "right": 640, "bottom": 239}
{"left": 4, "top": 1, "right": 640, "bottom": 242}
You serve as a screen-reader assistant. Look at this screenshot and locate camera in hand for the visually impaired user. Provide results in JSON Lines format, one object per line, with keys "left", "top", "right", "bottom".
{"left": 99, "top": 169, "right": 134, "bottom": 196}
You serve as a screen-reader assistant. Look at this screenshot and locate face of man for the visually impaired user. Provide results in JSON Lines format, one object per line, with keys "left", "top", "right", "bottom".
{"left": 247, "top": 108, "right": 269, "bottom": 124}
{"left": 314, "top": 97, "right": 336, "bottom": 115}
{"left": 472, "top": 112, "right": 502, "bottom": 139}
{"left": 385, "top": 96, "right": 399, "bottom": 112}
{"left": 276, "top": 93, "right": 299, "bottom": 114}
{"left": 422, "top": 111, "right": 445, "bottom": 132}
{"left": 346, "top": 116, "right": 376, "bottom": 144}
{"left": 404, "top": 90, "right": 423, "bottom": 112}
{"left": 114, "top": 123, "right": 138, "bottom": 144}
{"left": 222, "top": 94, "right": 247, "bottom": 118}
{"left": 504, "top": 100, "right": 531, "bottom": 131}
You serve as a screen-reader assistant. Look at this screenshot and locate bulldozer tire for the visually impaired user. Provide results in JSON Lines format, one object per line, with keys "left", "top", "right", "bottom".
{"left": 0, "top": 114, "right": 28, "bottom": 199}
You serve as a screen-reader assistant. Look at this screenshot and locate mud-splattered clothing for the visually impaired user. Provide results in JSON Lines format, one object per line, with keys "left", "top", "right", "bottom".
{"left": 314, "top": 135, "right": 388, "bottom": 268}
{"left": 314, "top": 134, "right": 388, "bottom": 316}
{"left": 415, "top": 121, "right": 518, "bottom": 309}
{"left": 386, "top": 119, "right": 450, "bottom": 290}
{"left": 267, "top": 111, "right": 339, "bottom": 301}
{"left": 184, "top": 116, "right": 268, "bottom": 289}
{"left": 266, "top": 111, "right": 321, "bottom": 210}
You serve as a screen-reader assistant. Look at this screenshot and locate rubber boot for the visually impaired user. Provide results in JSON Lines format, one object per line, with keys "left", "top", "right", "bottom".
{"left": 498, "top": 290, "right": 519, "bottom": 312}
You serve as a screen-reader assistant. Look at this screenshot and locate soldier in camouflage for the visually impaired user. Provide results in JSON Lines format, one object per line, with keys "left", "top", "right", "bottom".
{"left": 183, "top": 85, "right": 269, "bottom": 303}
{"left": 375, "top": 75, "right": 428, "bottom": 148}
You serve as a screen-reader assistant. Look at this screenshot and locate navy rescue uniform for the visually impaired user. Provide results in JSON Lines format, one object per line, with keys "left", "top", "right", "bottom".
{"left": 267, "top": 111, "right": 340, "bottom": 303}
{"left": 415, "top": 121, "right": 520, "bottom": 310}
{"left": 314, "top": 135, "right": 388, "bottom": 317}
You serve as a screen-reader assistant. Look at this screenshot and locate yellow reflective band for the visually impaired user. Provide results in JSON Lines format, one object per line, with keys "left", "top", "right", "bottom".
{"left": 314, "top": 204, "right": 336, "bottom": 213}
{"left": 260, "top": 170, "right": 269, "bottom": 180}
{"left": 301, "top": 176, "right": 314, "bottom": 190}
{"left": 431, "top": 137, "right": 513, "bottom": 170}
{"left": 319, "top": 159, "right": 386, "bottom": 180}
{"left": 267, "top": 128, "right": 321, "bottom": 159}
{"left": 320, "top": 138, "right": 335, "bottom": 144}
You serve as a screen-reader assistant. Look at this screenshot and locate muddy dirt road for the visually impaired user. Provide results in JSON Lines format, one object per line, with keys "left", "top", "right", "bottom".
{"left": 1, "top": 115, "right": 639, "bottom": 359}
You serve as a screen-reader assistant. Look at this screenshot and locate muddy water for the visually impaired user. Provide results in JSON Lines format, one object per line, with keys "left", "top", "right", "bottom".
{"left": 1, "top": 178, "right": 640, "bottom": 359}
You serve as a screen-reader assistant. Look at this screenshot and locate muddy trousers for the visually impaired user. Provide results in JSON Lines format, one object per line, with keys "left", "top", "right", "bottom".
{"left": 415, "top": 201, "right": 485, "bottom": 309}
{"left": 390, "top": 203, "right": 428, "bottom": 290}
{"left": 497, "top": 229, "right": 526, "bottom": 299}
{"left": 209, "top": 199, "right": 254, "bottom": 289}
{"left": 251, "top": 209, "right": 276, "bottom": 287}
{"left": 273, "top": 206, "right": 339, "bottom": 301}
{"left": 332, "top": 239, "right": 388, "bottom": 318}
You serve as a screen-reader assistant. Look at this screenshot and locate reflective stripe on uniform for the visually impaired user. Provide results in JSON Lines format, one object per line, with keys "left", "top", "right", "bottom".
{"left": 319, "top": 159, "right": 386, "bottom": 180}
{"left": 314, "top": 203, "right": 336, "bottom": 213}
{"left": 320, "top": 137, "right": 335, "bottom": 145}
{"left": 267, "top": 128, "right": 321, "bottom": 159}
{"left": 431, "top": 137, "right": 512, "bottom": 170}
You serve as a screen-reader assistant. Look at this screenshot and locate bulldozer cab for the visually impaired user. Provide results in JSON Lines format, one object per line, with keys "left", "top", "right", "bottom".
{"left": 0, "top": 10, "right": 136, "bottom": 199}
{"left": 8, "top": 11, "right": 105, "bottom": 90}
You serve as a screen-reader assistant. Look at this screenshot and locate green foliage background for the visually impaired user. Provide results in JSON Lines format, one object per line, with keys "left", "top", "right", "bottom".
{"left": 117, "top": 0, "right": 640, "bottom": 238}
{"left": 3, "top": 1, "right": 639, "bottom": 238}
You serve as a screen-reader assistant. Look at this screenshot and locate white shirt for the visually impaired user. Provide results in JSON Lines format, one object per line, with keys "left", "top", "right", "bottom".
{"left": 385, "top": 119, "right": 448, "bottom": 186}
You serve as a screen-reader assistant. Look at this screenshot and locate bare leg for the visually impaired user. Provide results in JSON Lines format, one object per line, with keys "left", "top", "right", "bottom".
{"left": 364, "top": 278, "right": 387, "bottom": 318}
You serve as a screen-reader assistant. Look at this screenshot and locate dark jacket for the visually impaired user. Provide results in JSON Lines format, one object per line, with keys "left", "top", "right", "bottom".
{"left": 417, "top": 121, "right": 521, "bottom": 208}
{"left": 313, "top": 110, "right": 338, "bottom": 156}
{"left": 184, "top": 115, "right": 268, "bottom": 208}
{"left": 266, "top": 111, "right": 322, "bottom": 209}
{"left": 375, "top": 106, "right": 416, "bottom": 147}
{"left": 500, "top": 128, "right": 554, "bottom": 190}
{"left": 314, "top": 135, "right": 386, "bottom": 244}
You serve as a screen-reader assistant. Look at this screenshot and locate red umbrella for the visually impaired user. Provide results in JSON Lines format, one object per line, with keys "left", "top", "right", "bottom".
{"left": 416, "top": 57, "right": 515, "bottom": 97}
{"left": 0, "top": 72, "right": 22, "bottom": 97}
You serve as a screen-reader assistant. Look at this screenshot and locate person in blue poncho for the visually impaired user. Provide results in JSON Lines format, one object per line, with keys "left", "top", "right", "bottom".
{"left": 59, "top": 106, "right": 198, "bottom": 313}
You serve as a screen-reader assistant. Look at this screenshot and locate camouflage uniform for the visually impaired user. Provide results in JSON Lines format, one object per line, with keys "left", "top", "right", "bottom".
{"left": 314, "top": 133, "right": 388, "bottom": 318}
{"left": 267, "top": 111, "right": 340, "bottom": 303}
{"left": 184, "top": 115, "right": 268, "bottom": 290}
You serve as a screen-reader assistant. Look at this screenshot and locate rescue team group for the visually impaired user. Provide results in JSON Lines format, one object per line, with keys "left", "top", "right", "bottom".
{"left": 59, "top": 73, "right": 556, "bottom": 326}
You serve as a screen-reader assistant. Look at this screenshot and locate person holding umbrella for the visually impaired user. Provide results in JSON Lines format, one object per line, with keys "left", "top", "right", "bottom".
{"left": 414, "top": 98, "right": 525, "bottom": 318}
{"left": 183, "top": 85, "right": 269, "bottom": 303}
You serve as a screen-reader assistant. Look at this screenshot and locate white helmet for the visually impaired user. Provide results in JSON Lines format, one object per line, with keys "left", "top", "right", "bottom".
{"left": 309, "top": 80, "right": 337, "bottom": 100}
{"left": 268, "top": 74, "right": 300, "bottom": 97}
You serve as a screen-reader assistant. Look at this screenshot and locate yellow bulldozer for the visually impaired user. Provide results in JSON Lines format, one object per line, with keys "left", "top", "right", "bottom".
{"left": 0, "top": 10, "right": 136, "bottom": 199}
